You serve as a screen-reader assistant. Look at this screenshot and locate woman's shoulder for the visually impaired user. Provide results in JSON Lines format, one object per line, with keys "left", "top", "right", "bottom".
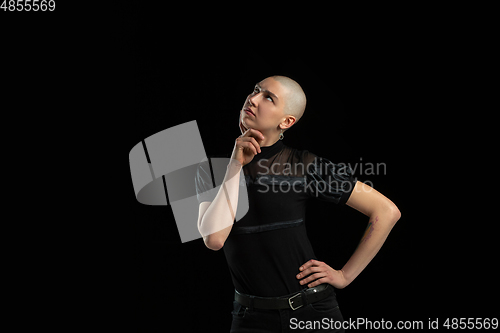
{"left": 282, "top": 144, "right": 318, "bottom": 165}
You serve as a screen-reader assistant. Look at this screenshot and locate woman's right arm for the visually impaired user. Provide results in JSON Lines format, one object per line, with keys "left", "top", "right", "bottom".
{"left": 198, "top": 128, "right": 264, "bottom": 250}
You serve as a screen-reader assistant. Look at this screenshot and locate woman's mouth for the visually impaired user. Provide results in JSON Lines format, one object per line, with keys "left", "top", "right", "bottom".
{"left": 244, "top": 108, "right": 255, "bottom": 117}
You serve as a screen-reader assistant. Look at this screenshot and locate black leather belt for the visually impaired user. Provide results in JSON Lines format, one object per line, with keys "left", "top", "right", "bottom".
{"left": 234, "top": 284, "right": 334, "bottom": 311}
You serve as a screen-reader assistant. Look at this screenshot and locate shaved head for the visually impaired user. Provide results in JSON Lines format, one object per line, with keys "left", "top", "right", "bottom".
{"left": 271, "top": 75, "right": 307, "bottom": 125}
{"left": 240, "top": 75, "right": 307, "bottom": 142}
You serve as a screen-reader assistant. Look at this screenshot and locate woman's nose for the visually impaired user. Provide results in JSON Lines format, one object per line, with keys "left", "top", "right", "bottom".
{"left": 249, "top": 93, "right": 259, "bottom": 106}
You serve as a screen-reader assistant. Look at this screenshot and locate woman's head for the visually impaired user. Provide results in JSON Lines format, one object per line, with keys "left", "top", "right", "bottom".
{"left": 240, "top": 76, "right": 306, "bottom": 142}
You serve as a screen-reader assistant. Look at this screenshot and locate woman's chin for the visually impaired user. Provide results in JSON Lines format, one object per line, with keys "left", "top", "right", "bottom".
{"left": 241, "top": 119, "right": 265, "bottom": 133}
{"left": 240, "top": 119, "right": 251, "bottom": 131}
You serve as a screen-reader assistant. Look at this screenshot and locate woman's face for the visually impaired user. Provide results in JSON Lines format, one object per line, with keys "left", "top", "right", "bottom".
{"left": 239, "top": 77, "right": 288, "bottom": 135}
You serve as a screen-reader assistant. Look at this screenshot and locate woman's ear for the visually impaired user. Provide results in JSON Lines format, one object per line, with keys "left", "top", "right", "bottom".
{"left": 279, "top": 115, "right": 297, "bottom": 130}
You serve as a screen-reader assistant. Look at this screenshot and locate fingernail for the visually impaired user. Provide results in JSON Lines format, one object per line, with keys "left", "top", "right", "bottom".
{"left": 296, "top": 274, "right": 301, "bottom": 278}
{"left": 299, "top": 267, "right": 303, "bottom": 271}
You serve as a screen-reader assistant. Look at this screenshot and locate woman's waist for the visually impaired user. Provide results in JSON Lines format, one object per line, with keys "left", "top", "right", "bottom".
{"left": 231, "top": 217, "right": 305, "bottom": 235}
{"left": 224, "top": 234, "right": 316, "bottom": 297}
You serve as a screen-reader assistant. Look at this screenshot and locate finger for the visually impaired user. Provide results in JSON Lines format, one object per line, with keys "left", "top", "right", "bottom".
{"left": 247, "top": 137, "right": 261, "bottom": 153}
{"left": 299, "top": 272, "right": 326, "bottom": 285}
{"left": 246, "top": 128, "right": 263, "bottom": 138}
{"left": 243, "top": 128, "right": 265, "bottom": 141}
{"left": 307, "top": 277, "right": 327, "bottom": 288}
{"left": 240, "top": 137, "right": 261, "bottom": 153}
{"left": 252, "top": 128, "right": 265, "bottom": 141}
{"left": 296, "top": 266, "right": 321, "bottom": 279}
{"left": 299, "top": 259, "right": 321, "bottom": 272}
{"left": 239, "top": 141, "right": 258, "bottom": 155}
{"left": 301, "top": 271, "right": 320, "bottom": 283}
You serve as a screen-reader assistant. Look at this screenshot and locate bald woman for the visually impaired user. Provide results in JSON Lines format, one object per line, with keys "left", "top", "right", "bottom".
{"left": 196, "top": 76, "right": 401, "bottom": 333}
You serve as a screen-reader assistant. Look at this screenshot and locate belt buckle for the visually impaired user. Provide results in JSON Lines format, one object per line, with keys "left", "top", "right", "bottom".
{"left": 288, "top": 293, "right": 303, "bottom": 310}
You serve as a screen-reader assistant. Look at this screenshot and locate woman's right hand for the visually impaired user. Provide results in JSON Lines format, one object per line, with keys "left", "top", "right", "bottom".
{"left": 231, "top": 128, "right": 265, "bottom": 166}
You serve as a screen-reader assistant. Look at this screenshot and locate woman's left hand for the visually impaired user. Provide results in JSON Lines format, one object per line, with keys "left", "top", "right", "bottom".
{"left": 296, "top": 259, "right": 349, "bottom": 289}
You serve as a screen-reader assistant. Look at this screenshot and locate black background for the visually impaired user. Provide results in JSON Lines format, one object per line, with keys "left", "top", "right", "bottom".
{"left": 121, "top": 16, "right": 497, "bottom": 333}
{"left": 0, "top": 3, "right": 495, "bottom": 332}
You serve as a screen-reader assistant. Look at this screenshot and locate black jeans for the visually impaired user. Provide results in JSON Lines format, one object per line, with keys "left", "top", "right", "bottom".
{"left": 230, "top": 290, "right": 344, "bottom": 333}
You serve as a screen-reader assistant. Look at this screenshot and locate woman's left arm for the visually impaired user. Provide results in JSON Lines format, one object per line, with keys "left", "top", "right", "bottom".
{"left": 340, "top": 181, "right": 401, "bottom": 287}
{"left": 297, "top": 181, "right": 401, "bottom": 288}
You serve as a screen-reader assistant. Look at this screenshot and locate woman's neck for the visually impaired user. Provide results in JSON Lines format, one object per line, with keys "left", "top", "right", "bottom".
{"left": 259, "top": 131, "right": 281, "bottom": 147}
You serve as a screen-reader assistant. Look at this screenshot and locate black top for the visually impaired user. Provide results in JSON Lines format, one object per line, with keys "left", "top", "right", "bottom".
{"left": 196, "top": 140, "right": 356, "bottom": 297}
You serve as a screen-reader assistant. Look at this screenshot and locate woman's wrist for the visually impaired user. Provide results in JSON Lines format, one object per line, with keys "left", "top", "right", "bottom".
{"left": 225, "top": 158, "right": 243, "bottom": 180}
{"left": 228, "top": 158, "right": 243, "bottom": 168}
{"left": 339, "top": 268, "right": 352, "bottom": 288}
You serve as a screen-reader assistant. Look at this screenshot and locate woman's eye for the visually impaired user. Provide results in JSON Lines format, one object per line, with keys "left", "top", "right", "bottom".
{"left": 266, "top": 95, "right": 273, "bottom": 102}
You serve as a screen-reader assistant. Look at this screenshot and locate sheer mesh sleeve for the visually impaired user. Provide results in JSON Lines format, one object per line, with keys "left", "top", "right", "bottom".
{"left": 195, "top": 160, "right": 216, "bottom": 203}
{"left": 305, "top": 155, "right": 356, "bottom": 205}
